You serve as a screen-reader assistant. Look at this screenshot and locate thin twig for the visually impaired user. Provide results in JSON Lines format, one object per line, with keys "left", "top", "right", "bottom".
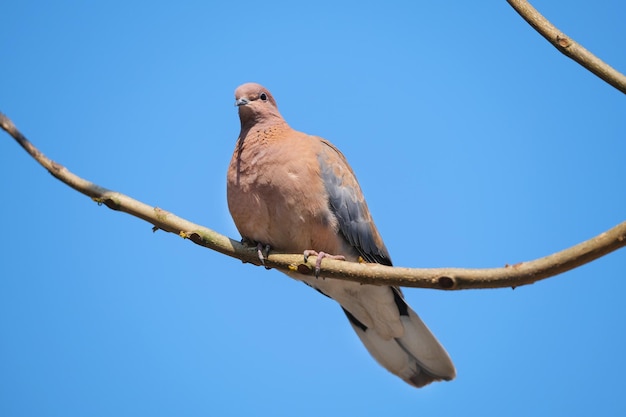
{"left": 507, "top": 0, "right": 626, "bottom": 94}
{"left": 2, "top": 112, "right": 625, "bottom": 290}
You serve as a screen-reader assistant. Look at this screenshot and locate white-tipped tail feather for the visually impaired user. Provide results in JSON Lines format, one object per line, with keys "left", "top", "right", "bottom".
{"left": 346, "top": 303, "right": 455, "bottom": 387}
{"left": 296, "top": 273, "right": 455, "bottom": 388}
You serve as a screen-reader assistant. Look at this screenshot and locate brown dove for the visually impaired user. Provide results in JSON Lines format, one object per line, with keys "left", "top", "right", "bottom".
{"left": 227, "top": 82, "right": 455, "bottom": 388}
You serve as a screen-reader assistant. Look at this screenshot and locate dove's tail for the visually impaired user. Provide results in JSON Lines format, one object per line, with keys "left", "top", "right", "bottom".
{"left": 342, "top": 287, "right": 455, "bottom": 388}
{"left": 295, "top": 272, "right": 455, "bottom": 388}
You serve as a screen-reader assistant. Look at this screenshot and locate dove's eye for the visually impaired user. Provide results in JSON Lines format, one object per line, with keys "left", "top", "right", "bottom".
{"left": 260, "top": 93, "right": 268, "bottom": 101}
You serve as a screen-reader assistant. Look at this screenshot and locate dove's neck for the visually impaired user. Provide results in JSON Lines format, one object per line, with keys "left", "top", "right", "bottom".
{"left": 239, "top": 105, "right": 283, "bottom": 126}
{"left": 237, "top": 118, "right": 292, "bottom": 149}
{"left": 239, "top": 110, "right": 289, "bottom": 136}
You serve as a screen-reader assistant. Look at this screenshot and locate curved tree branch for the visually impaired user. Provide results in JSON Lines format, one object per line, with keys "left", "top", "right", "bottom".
{"left": 2, "top": 112, "right": 625, "bottom": 290}
{"left": 507, "top": 0, "right": 626, "bottom": 94}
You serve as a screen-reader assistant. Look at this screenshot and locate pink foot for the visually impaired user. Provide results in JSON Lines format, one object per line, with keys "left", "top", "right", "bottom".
{"left": 303, "top": 250, "right": 346, "bottom": 278}
{"left": 257, "top": 242, "right": 271, "bottom": 269}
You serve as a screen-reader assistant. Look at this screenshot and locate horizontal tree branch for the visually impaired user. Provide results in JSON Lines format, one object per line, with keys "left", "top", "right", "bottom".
{"left": 507, "top": 0, "right": 626, "bottom": 94}
{"left": 2, "top": 112, "right": 625, "bottom": 290}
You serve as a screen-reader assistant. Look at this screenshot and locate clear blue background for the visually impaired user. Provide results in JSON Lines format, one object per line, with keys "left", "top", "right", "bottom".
{"left": 1, "top": 1, "right": 625, "bottom": 416}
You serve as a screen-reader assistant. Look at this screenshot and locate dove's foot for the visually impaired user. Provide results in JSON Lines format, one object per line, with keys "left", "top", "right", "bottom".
{"left": 303, "top": 250, "right": 346, "bottom": 278}
{"left": 241, "top": 238, "right": 271, "bottom": 269}
{"left": 257, "top": 242, "right": 271, "bottom": 269}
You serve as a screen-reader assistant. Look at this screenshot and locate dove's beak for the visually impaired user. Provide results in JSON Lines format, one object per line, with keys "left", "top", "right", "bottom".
{"left": 235, "top": 98, "right": 249, "bottom": 107}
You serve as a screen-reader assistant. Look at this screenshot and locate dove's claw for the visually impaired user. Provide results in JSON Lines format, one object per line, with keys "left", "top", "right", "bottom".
{"left": 303, "top": 250, "right": 345, "bottom": 278}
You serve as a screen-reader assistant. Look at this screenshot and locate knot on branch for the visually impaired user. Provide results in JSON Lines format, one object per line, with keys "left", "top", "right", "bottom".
{"left": 93, "top": 196, "right": 121, "bottom": 210}
{"left": 438, "top": 276, "right": 456, "bottom": 289}
{"left": 556, "top": 34, "right": 572, "bottom": 50}
{"left": 293, "top": 263, "right": 313, "bottom": 274}
{"left": 188, "top": 232, "right": 203, "bottom": 245}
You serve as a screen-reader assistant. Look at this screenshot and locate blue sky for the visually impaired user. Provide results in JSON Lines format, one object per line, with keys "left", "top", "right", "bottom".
{"left": 1, "top": 1, "right": 625, "bottom": 416}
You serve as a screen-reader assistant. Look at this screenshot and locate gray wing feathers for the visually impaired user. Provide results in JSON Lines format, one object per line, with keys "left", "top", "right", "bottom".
{"left": 317, "top": 143, "right": 392, "bottom": 265}
{"left": 312, "top": 139, "right": 455, "bottom": 387}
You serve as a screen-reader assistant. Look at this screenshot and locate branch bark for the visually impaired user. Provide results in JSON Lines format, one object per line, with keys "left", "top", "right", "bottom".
{"left": 507, "top": 0, "right": 626, "bottom": 94}
{"left": 2, "top": 112, "right": 625, "bottom": 290}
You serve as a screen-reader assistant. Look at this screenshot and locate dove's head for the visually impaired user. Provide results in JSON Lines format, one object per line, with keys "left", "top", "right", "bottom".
{"left": 234, "top": 83, "right": 283, "bottom": 127}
